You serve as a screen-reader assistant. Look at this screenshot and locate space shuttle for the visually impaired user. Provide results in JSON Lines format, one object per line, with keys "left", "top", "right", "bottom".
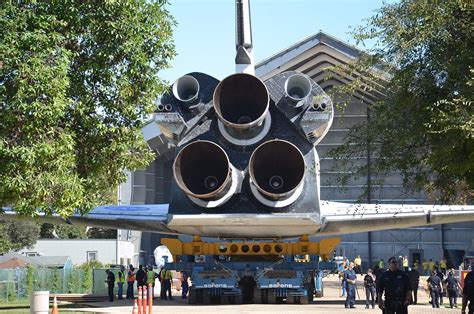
{"left": 2, "top": 0, "right": 474, "bottom": 239}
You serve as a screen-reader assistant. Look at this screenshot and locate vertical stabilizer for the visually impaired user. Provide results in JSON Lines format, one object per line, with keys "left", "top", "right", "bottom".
{"left": 235, "top": 0, "right": 254, "bottom": 74}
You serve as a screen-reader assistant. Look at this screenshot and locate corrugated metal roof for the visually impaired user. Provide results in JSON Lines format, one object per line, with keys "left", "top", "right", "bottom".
{"left": 0, "top": 258, "right": 27, "bottom": 269}
{"left": 255, "top": 31, "right": 362, "bottom": 78}
{"left": 0, "top": 251, "right": 71, "bottom": 268}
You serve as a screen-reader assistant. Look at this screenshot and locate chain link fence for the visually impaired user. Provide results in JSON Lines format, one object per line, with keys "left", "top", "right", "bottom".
{"left": 0, "top": 266, "right": 97, "bottom": 303}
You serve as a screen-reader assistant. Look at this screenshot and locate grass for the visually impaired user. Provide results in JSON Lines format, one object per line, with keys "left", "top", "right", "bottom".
{"left": 0, "top": 310, "right": 89, "bottom": 314}
{"left": 0, "top": 299, "right": 90, "bottom": 313}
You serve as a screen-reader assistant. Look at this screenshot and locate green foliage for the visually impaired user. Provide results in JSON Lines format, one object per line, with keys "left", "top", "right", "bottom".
{"left": 67, "top": 270, "right": 81, "bottom": 293}
{"left": 51, "top": 270, "right": 62, "bottom": 293}
{"left": 54, "top": 225, "right": 87, "bottom": 239}
{"left": 6, "top": 282, "right": 17, "bottom": 301}
{"left": 77, "top": 261, "right": 102, "bottom": 293}
{"left": 0, "top": 221, "right": 40, "bottom": 254}
{"left": 86, "top": 227, "right": 117, "bottom": 239}
{"left": 39, "top": 223, "right": 87, "bottom": 239}
{"left": 329, "top": 0, "right": 473, "bottom": 203}
{"left": 0, "top": 1, "right": 176, "bottom": 217}
{"left": 25, "top": 265, "right": 34, "bottom": 297}
{"left": 39, "top": 223, "right": 55, "bottom": 238}
{"left": 81, "top": 265, "right": 93, "bottom": 292}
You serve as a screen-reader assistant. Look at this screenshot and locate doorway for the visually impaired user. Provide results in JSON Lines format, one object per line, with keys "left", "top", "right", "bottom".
{"left": 409, "top": 249, "right": 423, "bottom": 268}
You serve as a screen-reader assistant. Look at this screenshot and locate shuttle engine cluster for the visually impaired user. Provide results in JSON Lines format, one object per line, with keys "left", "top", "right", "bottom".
{"left": 155, "top": 71, "right": 334, "bottom": 217}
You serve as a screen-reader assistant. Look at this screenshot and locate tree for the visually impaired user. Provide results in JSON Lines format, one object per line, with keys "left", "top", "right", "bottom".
{"left": 87, "top": 227, "right": 117, "bottom": 239}
{"left": 0, "top": 221, "right": 40, "bottom": 254}
{"left": 39, "top": 222, "right": 87, "bottom": 239}
{"left": 329, "top": 1, "right": 473, "bottom": 203}
{"left": 0, "top": 1, "right": 176, "bottom": 217}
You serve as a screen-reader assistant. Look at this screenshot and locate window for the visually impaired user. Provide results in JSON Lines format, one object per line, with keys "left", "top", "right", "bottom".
{"left": 87, "top": 251, "right": 98, "bottom": 262}
{"left": 26, "top": 252, "right": 38, "bottom": 257}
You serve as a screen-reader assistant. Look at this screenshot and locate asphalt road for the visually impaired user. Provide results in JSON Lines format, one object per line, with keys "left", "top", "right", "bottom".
{"left": 60, "top": 275, "right": 464, "bottom": 314}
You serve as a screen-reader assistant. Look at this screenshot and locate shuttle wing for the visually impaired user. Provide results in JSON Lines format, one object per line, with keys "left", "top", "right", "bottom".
{"left": 3, "top": 201, "right": 473, "bottom": 239}
{"left": 1, "top": 205, "right": 175, "bottom": 235}
{"left": 318, "top": 201, "right": 474, "bottom": 236}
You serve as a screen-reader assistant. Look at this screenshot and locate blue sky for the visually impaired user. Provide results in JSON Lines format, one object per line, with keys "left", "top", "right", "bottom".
{"left": 159, "top": 0, "right": 385, "bottom": 83}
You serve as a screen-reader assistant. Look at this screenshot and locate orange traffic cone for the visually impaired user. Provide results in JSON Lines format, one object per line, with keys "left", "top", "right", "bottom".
{"left": 138, "top": 286, "right": 142, "bottom": 314}
{"left": 51, "top": 296, "right": 59, "bottom": 314}
{"left": 148, "top": 283, "right": 153, "bottom": 314}
{"left": 132, "top": 298, "right": 139, "bottom": 314}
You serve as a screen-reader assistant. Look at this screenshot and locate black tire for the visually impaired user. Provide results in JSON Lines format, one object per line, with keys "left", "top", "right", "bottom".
{"left": 267, "top": 289, "right": 277, "bottom": 304}
{"left": 188, "top": 287, "right": 197, "bottom": 305}
{"left": 202, "top": 290, "right": 211, "bottom": 305}
{"left": 253, "top": 288, "right": 261, "bottom": 304}
{"left": 261, "top": 289, "right": 269, "bottom": 304}
{"left": 300, "top": 295, "right": 310, "bottom": 305}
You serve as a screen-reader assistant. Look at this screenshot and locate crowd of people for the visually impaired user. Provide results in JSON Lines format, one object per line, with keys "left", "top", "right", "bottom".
{"left": 104, "top": 264, "right": 190, "bottom": 302}
{"left": 338, "top": 255, "right": 474, "bottom": 313}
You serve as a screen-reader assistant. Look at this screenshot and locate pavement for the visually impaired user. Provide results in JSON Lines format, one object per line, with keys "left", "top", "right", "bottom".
{"left": 60, "top": 275, "right": 464, "bottom": 313}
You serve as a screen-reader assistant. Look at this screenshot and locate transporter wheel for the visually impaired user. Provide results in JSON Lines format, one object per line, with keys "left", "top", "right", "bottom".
{"left": 202, "top": 289, "right": 211, "bottom": 305}
{"left": 261, "top": 289, "right": 269, "bottom": 304}
{"left": 236, "top": 293, "right": 243, "bottom": 304}
{"left": 209, "top": 294, "right": 217, "bottom": 305}
{"left": 267, "top": 289, "right": 277, "bottom": 304}
{"left": 253, "top": 288, "right": 261, "bottom": 304}
{"left": 300, "top": 295, "right": 310, "bottom": 305}
{"left": 305, "top": 283, "right": 314, "bottom": 303}
{"left": 188, "top": 287, "right": 197, "bottom": 305}
{"left": 286, "top": 296, "right": 295, "bottom": 304}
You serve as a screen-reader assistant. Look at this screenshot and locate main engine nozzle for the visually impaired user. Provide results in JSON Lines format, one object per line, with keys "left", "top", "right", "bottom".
{"left": 214, "top": 73, "right": 269, "bottom": 141}
{"left": 173, "top": 141, "right": 232, "bottom": 200}
{"left": 249, "top": 140, "right": 305, "bottom": 203}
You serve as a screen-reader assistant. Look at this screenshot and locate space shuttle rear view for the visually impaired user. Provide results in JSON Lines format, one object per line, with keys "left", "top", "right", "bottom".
{"left": 2, "top": 0, "right": 474, "bottom": 238}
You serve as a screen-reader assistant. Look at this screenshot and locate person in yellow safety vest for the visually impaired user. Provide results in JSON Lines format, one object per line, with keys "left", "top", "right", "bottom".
{"left": 429, "top": 259, "right": 435, "bottom": 272}
{"left": 126, "top": 264, "right": 136, "bottom": 299}
{"left": 146, "top": 265, "right": 157, "bottom": 299}
{"left": 440, "top": 257, "right": 447, "bottom": 275}
{"left": 402, "top": 256, "right": 409, "bottom": 272}
{"left": 378, "top": 259, "right": 385, "bottom": 270}
{"left": 413, "top": 260, "right": 419, "bottom": 270}
{"left": 117, "top": 265, "right": 126, "bottom": 300}
{"left": 354, "top": 255, "right": 362, "bottom": 274}
{"left": 422, "top": 259, "right": 429, "bottom": 276}
{"left": 160, "top": 268, "right": 173, "bottom": 300}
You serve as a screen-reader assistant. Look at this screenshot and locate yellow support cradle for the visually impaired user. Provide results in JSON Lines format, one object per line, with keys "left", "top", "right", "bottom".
{"left": 161, "top": 236, "right": 340, "bottom": 261}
